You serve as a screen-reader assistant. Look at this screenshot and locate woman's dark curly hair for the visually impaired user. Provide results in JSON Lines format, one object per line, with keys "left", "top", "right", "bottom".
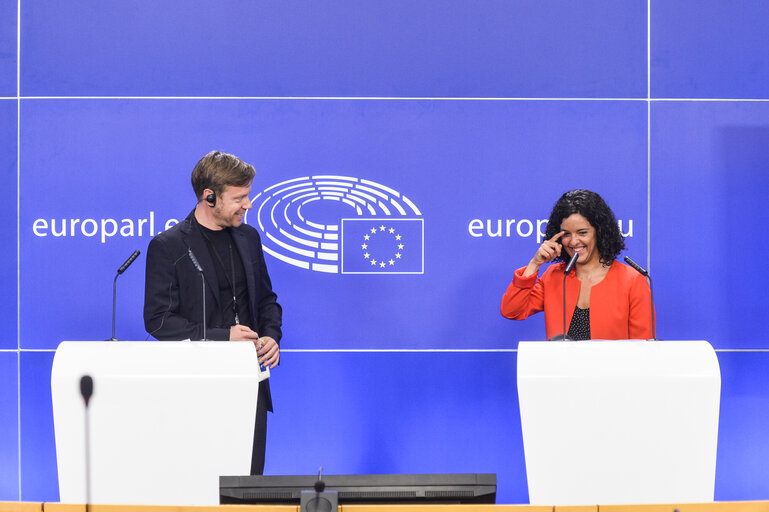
{"left": 544, "top": 189, "right": 625, "bottom": 265}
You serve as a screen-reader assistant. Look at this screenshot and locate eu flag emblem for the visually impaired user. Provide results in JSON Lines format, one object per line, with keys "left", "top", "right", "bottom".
{"left": 341, "top": 218, "right": 424, "bottom": 274}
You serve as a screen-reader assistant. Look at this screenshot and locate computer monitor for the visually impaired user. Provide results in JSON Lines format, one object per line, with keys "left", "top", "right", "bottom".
{"left": 220, "top": 473, "right": 496, "bottom": 505}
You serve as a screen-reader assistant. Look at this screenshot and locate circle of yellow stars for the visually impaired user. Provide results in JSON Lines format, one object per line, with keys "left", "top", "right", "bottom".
{"left": 361, "top": 225, "right": 405, "bottom": 269}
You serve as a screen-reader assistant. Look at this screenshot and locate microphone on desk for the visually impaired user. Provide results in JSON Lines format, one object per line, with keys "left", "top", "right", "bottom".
{"left": 301, "top": 467, "right": 338, "bottom": 512}
{"left": 549, "top": 251, "right": 580, "bottom": 341}
{"left": 80, "top": 375, "right": 93, "bottom": 512}
{"left": 187, "top": 248, "right": 210, "bottom": 341}
{"left": 624, "top": 256, "right": 659, "bottom": 341}
{"left": 107, "top": 250, "right": 141, "bottom": 341}
{"left": 314, "top": 467, "right": 326, "bottom": 494}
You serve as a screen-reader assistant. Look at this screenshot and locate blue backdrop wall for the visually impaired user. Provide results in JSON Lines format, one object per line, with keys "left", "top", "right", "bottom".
{"left": 1, "top": 0, "right": 769, "bottom": 504}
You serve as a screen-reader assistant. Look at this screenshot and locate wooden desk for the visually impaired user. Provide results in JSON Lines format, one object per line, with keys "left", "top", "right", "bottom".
{"left": 2, "top": 502, "right": 768, "bottom": 512}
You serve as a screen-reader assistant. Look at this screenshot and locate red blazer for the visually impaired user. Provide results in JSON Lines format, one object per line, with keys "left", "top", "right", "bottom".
{"left": 501, "top": 260, "right": 654, "bottom": 340}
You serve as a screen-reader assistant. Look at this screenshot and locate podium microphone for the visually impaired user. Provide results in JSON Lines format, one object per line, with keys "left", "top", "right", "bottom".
{"left": 624, "top": 256, "right": 658, "bottom": 340}
{"left": 564, "top": 250, "right": 579, "bottom": 276}
{"left": 549, "top": 251, "right": 579, "bottom": 341}
{"left": 107, "top": 250, "right": 141, "bottom": 341}
{"left": 187, "top": 249, "right": 209, "bottom": 341}
{"left": 80, "top": 375, "right": 93, "bottom": 512}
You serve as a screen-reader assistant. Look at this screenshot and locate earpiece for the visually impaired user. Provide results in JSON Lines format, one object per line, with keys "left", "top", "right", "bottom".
{"left": 205, "top": 192, "right": 216, "bottom": 206}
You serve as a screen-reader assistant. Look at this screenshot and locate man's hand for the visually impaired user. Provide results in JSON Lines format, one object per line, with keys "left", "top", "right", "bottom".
{"left": 256, "top": 336, "right": 280, "bottom": 369}
{"left": 229, "top": 324, "right": 260, "bottom": 341}
{"left": 229, "top": 325, "right": 279, "bottom": 369}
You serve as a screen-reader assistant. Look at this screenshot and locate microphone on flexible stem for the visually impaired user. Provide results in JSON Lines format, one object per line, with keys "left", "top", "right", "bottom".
{"left": 106, "top": 250, "right": 141, "bottom": 341}
{"left": 564, "top": 251, "right": 579, "bottom": 274}
{"left": 80, "top": 375, "right": 93, "bottom": 512}
{"left": 624, "top": 256, "right": 659, "bottom": 341}
{"left": 314, "top": 467, "right": 325, "bottom": 494}
{"left": 80, "top": 375, "right": 93, "bottom": 405}
{"left": 549, "top": 251, "right": 579, "bottom": 341}
{"left": 300, "top": 466, "right": 337, "bottom": 512}
{"left": 187, "top": 249, "right": 209, "bottom": 341}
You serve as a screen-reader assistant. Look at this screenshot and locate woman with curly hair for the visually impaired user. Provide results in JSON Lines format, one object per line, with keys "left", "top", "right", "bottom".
{"left": 501, "top": 189, "right": 654, "bottom": 340}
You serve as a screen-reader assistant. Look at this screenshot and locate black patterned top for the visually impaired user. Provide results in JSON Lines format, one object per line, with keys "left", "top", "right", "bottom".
{"left": 568, "top": 306, "right": 591, "bottom": 340}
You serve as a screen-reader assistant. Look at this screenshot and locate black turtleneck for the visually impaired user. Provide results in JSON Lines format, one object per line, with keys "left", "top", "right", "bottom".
{"left": 197, "top": 224, "right": 252, "bottom": 329}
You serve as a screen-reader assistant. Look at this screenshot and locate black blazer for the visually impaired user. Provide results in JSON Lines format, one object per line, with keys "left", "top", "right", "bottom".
{"left": 144, "top": 209, "right": 282, "bottom": 409}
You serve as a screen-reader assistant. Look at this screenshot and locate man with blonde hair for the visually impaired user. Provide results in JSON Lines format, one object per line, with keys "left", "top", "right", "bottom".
{"left": 144, "top": 150, "right": 282, "bottom": 474}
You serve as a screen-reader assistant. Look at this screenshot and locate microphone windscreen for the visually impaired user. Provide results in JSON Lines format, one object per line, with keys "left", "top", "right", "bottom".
{"left": 80, "top": 375, "right": 93, "bottom": 406}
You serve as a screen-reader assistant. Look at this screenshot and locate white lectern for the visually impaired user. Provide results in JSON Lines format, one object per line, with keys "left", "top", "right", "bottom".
{"left": 517, "top": 340, "right": 720, "bottom": 506}
{"left": 51, "top": 341, "right": 267, "bottom": 506}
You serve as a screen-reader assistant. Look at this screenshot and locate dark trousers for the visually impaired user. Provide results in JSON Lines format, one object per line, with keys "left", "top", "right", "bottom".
{"left": 250, "top": 390, "right": 268, "bottom": 475}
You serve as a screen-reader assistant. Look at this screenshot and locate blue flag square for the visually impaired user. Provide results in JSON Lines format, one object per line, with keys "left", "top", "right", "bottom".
{"left": 341, "top": 218, "right": 424, "bottom": 274}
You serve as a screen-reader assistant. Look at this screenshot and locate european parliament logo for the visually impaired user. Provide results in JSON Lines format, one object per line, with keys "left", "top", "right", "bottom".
{"left": 247, "top": 176, "right": 424, "bottom": 274}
